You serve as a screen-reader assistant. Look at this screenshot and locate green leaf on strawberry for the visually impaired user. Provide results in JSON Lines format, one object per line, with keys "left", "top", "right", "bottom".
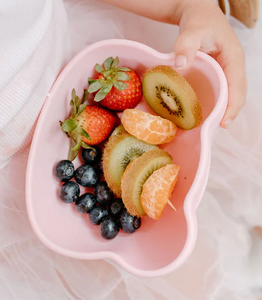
{"left": 113, "top": 81, "right": 127, "bottom": 91}
{"left": 60, "top": 89, "right": 92, "bottom": 161}
{"left": 78, "top": 102, "right": 87, "bottom": 115}
{"left": 87, "top": 56, "right": 142, "bottom": 111}
{"left": 88, "top": 56, "right": 129, "bottom": 101}
{"left": 94, "top": 83, "right": 113, "bottom": 102}
{"left": 68, "top": 138, "right": 79, "bottom": 161}
{"left": 61, "top": 119, "right": 77, "bottom": 132}
{"left": 71, "top": 135, "right": 82, "bottom": 152}
{"left": 81, "top": 141, "right": 94, "bottom": 149}
{"left": 60, "top": 88, "right": 119, "bottom": 161}
{"left": 115, "top": 72, "right": 130, "bottom": 81}
{"left": 82, "top": 89, "right": 89, "bottom": 104}
{"left": 104, "top": 57, "right": 114, "bottom": 70}
{"left": 88, "top": 81, "right": 102, "bottom": 93}
{"left": 116, "top": 67, "right": 132, "bottom": 72}
{"left": 95, "top": 64, "right": 104, "bottom": 73}
{"left": 111, "top": 56, "right": 119, "bottom": 69}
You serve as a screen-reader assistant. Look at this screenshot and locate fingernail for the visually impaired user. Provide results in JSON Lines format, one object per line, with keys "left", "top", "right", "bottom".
{"left": 224, "top": 119, "right": 232, "bottom": 128}
{"left": 175, "top": 55, "right": 187, "bottom": 69}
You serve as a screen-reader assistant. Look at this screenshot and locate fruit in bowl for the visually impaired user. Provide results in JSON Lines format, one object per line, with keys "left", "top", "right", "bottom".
{"left": 102, "top": 127, "right": 157, "bottom": 197}
{"left": 26, "top": 39, "right": 228, "bottom": 277}
{"left": 88, "top": 56, "right": 142, "bottom": 111}
{"left": 121, "top": 109, "right": 177, "bottom": 145}
{"left": 52, "top": 53, "right": 205, "bottom": 239}
{"left": 54, "top": 77, "right": 182, "bottom": 239}
{"left": 142, "top": 65, "right": 203, "bottom": 130}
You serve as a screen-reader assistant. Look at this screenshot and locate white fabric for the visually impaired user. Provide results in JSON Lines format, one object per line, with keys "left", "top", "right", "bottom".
{"left": 1, "top": 0, "right": 262, "bottom": 299}
{"left": 0, "top": 0, "right": 69, "bottom": 168}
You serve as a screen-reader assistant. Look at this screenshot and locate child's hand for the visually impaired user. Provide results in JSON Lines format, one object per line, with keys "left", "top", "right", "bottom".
{"left": 100, "top": 0, "right": 247, "bottom": 128}
{"left": 174, "top": 0, "right": 247, "bottom": 128}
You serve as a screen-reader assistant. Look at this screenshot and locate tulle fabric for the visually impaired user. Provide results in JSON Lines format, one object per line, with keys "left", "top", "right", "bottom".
{"left": 1, "top": 0, "right": 262, "bottom": 299}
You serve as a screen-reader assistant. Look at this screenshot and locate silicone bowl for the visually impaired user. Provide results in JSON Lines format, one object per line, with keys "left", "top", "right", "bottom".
{"left": 26, "top": 39, "right": 227, "bottom": 277}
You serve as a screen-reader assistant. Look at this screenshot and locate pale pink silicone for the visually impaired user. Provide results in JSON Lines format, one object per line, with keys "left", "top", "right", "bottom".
{"left": 25, "top": 39, "right": 228, "bottom": 277}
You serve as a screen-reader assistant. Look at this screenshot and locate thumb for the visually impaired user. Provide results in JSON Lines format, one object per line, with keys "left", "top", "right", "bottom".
{"left": 174, "top": 29, "right": 203, "bottom": 70}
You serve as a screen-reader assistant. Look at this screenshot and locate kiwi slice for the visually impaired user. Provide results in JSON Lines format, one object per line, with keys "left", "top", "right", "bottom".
{"left": 142, "top": 65, "right": 203, "bottom": 130}
{"left": 110, "top": 124, "right": 126, "bottom": 137}
{"left": 121, "top": 148, "right": 173, "bottom": 217}
{"left": 103, "top": 131, "right": 157, "bottom": 197}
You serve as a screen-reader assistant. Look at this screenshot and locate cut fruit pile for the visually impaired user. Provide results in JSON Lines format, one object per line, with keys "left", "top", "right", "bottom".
{"left": 103, "top": 128, "right": 157, "bottom": 197}
{"left": 54, "top": 56, "right": 203, "bottom": 240}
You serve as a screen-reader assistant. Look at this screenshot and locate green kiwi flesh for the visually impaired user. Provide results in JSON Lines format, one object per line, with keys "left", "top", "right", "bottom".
{"left": 142, "top": 65, "right": 203, "bottom": 130}
{"left": 110, "top": 124, "right": 125, "bottom": 137}
{"left": 102, "top": 131, "right": 157, "bottom": 197}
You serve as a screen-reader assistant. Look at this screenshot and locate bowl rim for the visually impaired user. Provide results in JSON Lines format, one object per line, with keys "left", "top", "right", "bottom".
{"left": 25, "top": 38, "right": 228, "bottom": 277}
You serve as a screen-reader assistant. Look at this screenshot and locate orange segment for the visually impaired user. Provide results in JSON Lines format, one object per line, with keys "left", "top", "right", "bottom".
{"left": 141, "top": 164, "right": 180, "bottom": 220}
{"left": 121, "top": 109, "right": 177, "bottom": 145}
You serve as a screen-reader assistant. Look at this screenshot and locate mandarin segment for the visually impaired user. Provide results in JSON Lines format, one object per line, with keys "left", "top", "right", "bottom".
{"left": 122, "top": 109, "right": 177, "bottom": 145}
{"left": 121, "top": 148, "right": 173, "bottom": 217}
{"left": 141, "top": 164, "right": 180, "bottom": 220}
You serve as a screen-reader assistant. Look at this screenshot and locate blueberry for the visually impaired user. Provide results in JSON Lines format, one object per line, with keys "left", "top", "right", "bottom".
{"left": 96, "top": 160, "right": 104, "bottom": 175}
{"left": 54, "top": 160, "right": 74, "bottom": 182}
{"left": 59, "top": 181, "right": 80, "bottom": 203}
{"left": 81, "top": 145, "right": 102, "bottom": 165}
{"left": 94, "top": 181, "right": 114, "bottom": 206}
{"left": 74, "top": 165, "right": 99, "bottom": 187}
{"left": 119, "top": 210, "right": 141, "bottom": 233}
{"left": 75, "top": 193, "right": 97, "bottom": 214}
{"left": 100, "top": 217, "right": 119, "bottom": 240}
{"left": 89, "top": 206, "right": 109, "bottom": 225}
{"left": 109, "top": 198, "right": 124, "bottom": 218}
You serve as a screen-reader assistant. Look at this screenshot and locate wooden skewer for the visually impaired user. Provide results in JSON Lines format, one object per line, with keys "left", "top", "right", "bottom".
{"left": 167, "top": 200, "right": 177, "bottom": 211}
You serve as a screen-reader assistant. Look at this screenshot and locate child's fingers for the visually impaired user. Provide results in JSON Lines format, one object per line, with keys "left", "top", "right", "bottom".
{"left": 173, "top": 29, "right": 203, "bottom": 70}
{"left": 216, "top": 46, "right": 247, "bottom": 128}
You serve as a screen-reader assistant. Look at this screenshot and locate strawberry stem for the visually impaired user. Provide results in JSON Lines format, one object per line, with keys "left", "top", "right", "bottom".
{"left": 88, "top": 56, "right": 131, "bottom": 102}
{"left": 60, "top": 89, "right": 92, "bottom": 161}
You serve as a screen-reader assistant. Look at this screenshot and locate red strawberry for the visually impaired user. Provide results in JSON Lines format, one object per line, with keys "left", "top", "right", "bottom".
{"left": 60, "top": 89, "right": 119, "bottom": 161}
{"left": 88, "top": 56, "right": 142, "bottom": 111}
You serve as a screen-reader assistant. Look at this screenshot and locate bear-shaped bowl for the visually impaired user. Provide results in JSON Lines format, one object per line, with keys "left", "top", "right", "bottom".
{"left": 26, "top": 39, "right": 228, "bottom": 277}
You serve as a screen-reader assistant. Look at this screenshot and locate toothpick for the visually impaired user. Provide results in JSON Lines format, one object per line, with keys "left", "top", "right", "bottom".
{"left": 167, "top": 200, "right": 176, "bottom": 211}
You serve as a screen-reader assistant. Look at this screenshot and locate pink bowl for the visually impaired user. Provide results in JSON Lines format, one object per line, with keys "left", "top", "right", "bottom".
{"left": 26, "top": 39, "right": 228, "bottom": 277}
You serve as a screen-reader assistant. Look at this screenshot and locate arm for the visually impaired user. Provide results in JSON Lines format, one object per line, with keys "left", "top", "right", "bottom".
{"left": 98, "top": 0, "right": 185, "bottom": 24}
{"left": 99, "top": 0, "right": 247, "bottom": 128}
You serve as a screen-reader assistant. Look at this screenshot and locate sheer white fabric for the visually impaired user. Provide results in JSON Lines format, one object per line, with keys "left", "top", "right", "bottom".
{"left": 0, "top": 0, "right": 70, "bottom": 168}
{"left": 0, "top": 0, "right": 262, "bottom": 299}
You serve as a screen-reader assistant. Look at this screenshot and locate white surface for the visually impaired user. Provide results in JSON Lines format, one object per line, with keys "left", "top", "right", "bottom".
{"left": 0, "top": 0, "right": 70, "bottom": 168}
{"left": 1, "top": 0, "right": 262, "bottom": 299}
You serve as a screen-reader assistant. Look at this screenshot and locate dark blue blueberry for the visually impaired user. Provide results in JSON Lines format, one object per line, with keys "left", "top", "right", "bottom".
{"left": 81, "top": 145, "right": 102, "bottom": 165}
{"left": 119, "top": 210, "right": 141, "bottom": 233}
{"left": 74, "top": 165, "right": 99, "bottom": 187}
{"left": 89, "top": 206, "right": 109, "bottom": 225}
{"left": 109, "top": 198, "right": 124, "bottom": 218}
{"left": 96, "top": 160, "right": 104, "bottom": 175}
{"left": 75, "top": 193, "right": 97, "bottom": 214}
{"left": 59, "top": 181, "right": 80, "bottom": 203}
{"left": 94, "top": 181, "right": 114, "bottom": 206}
{"left": 100, "top": 217, "right": 119, "bottom": 240}
{"left": 54, "top": 160, "right": 74, "bottom": 182}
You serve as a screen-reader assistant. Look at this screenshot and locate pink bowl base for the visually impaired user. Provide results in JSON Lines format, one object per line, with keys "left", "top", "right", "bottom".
{"left": 26, "top": 39, "right": 228, "bottom": 277}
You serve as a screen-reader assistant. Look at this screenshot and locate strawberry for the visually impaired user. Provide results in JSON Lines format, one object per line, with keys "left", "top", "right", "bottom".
{"left": 88, "top": 56, "right": 142, "bottom": 111}
{"left": 60, "top": 89, "right": 119, "bottom": 161}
